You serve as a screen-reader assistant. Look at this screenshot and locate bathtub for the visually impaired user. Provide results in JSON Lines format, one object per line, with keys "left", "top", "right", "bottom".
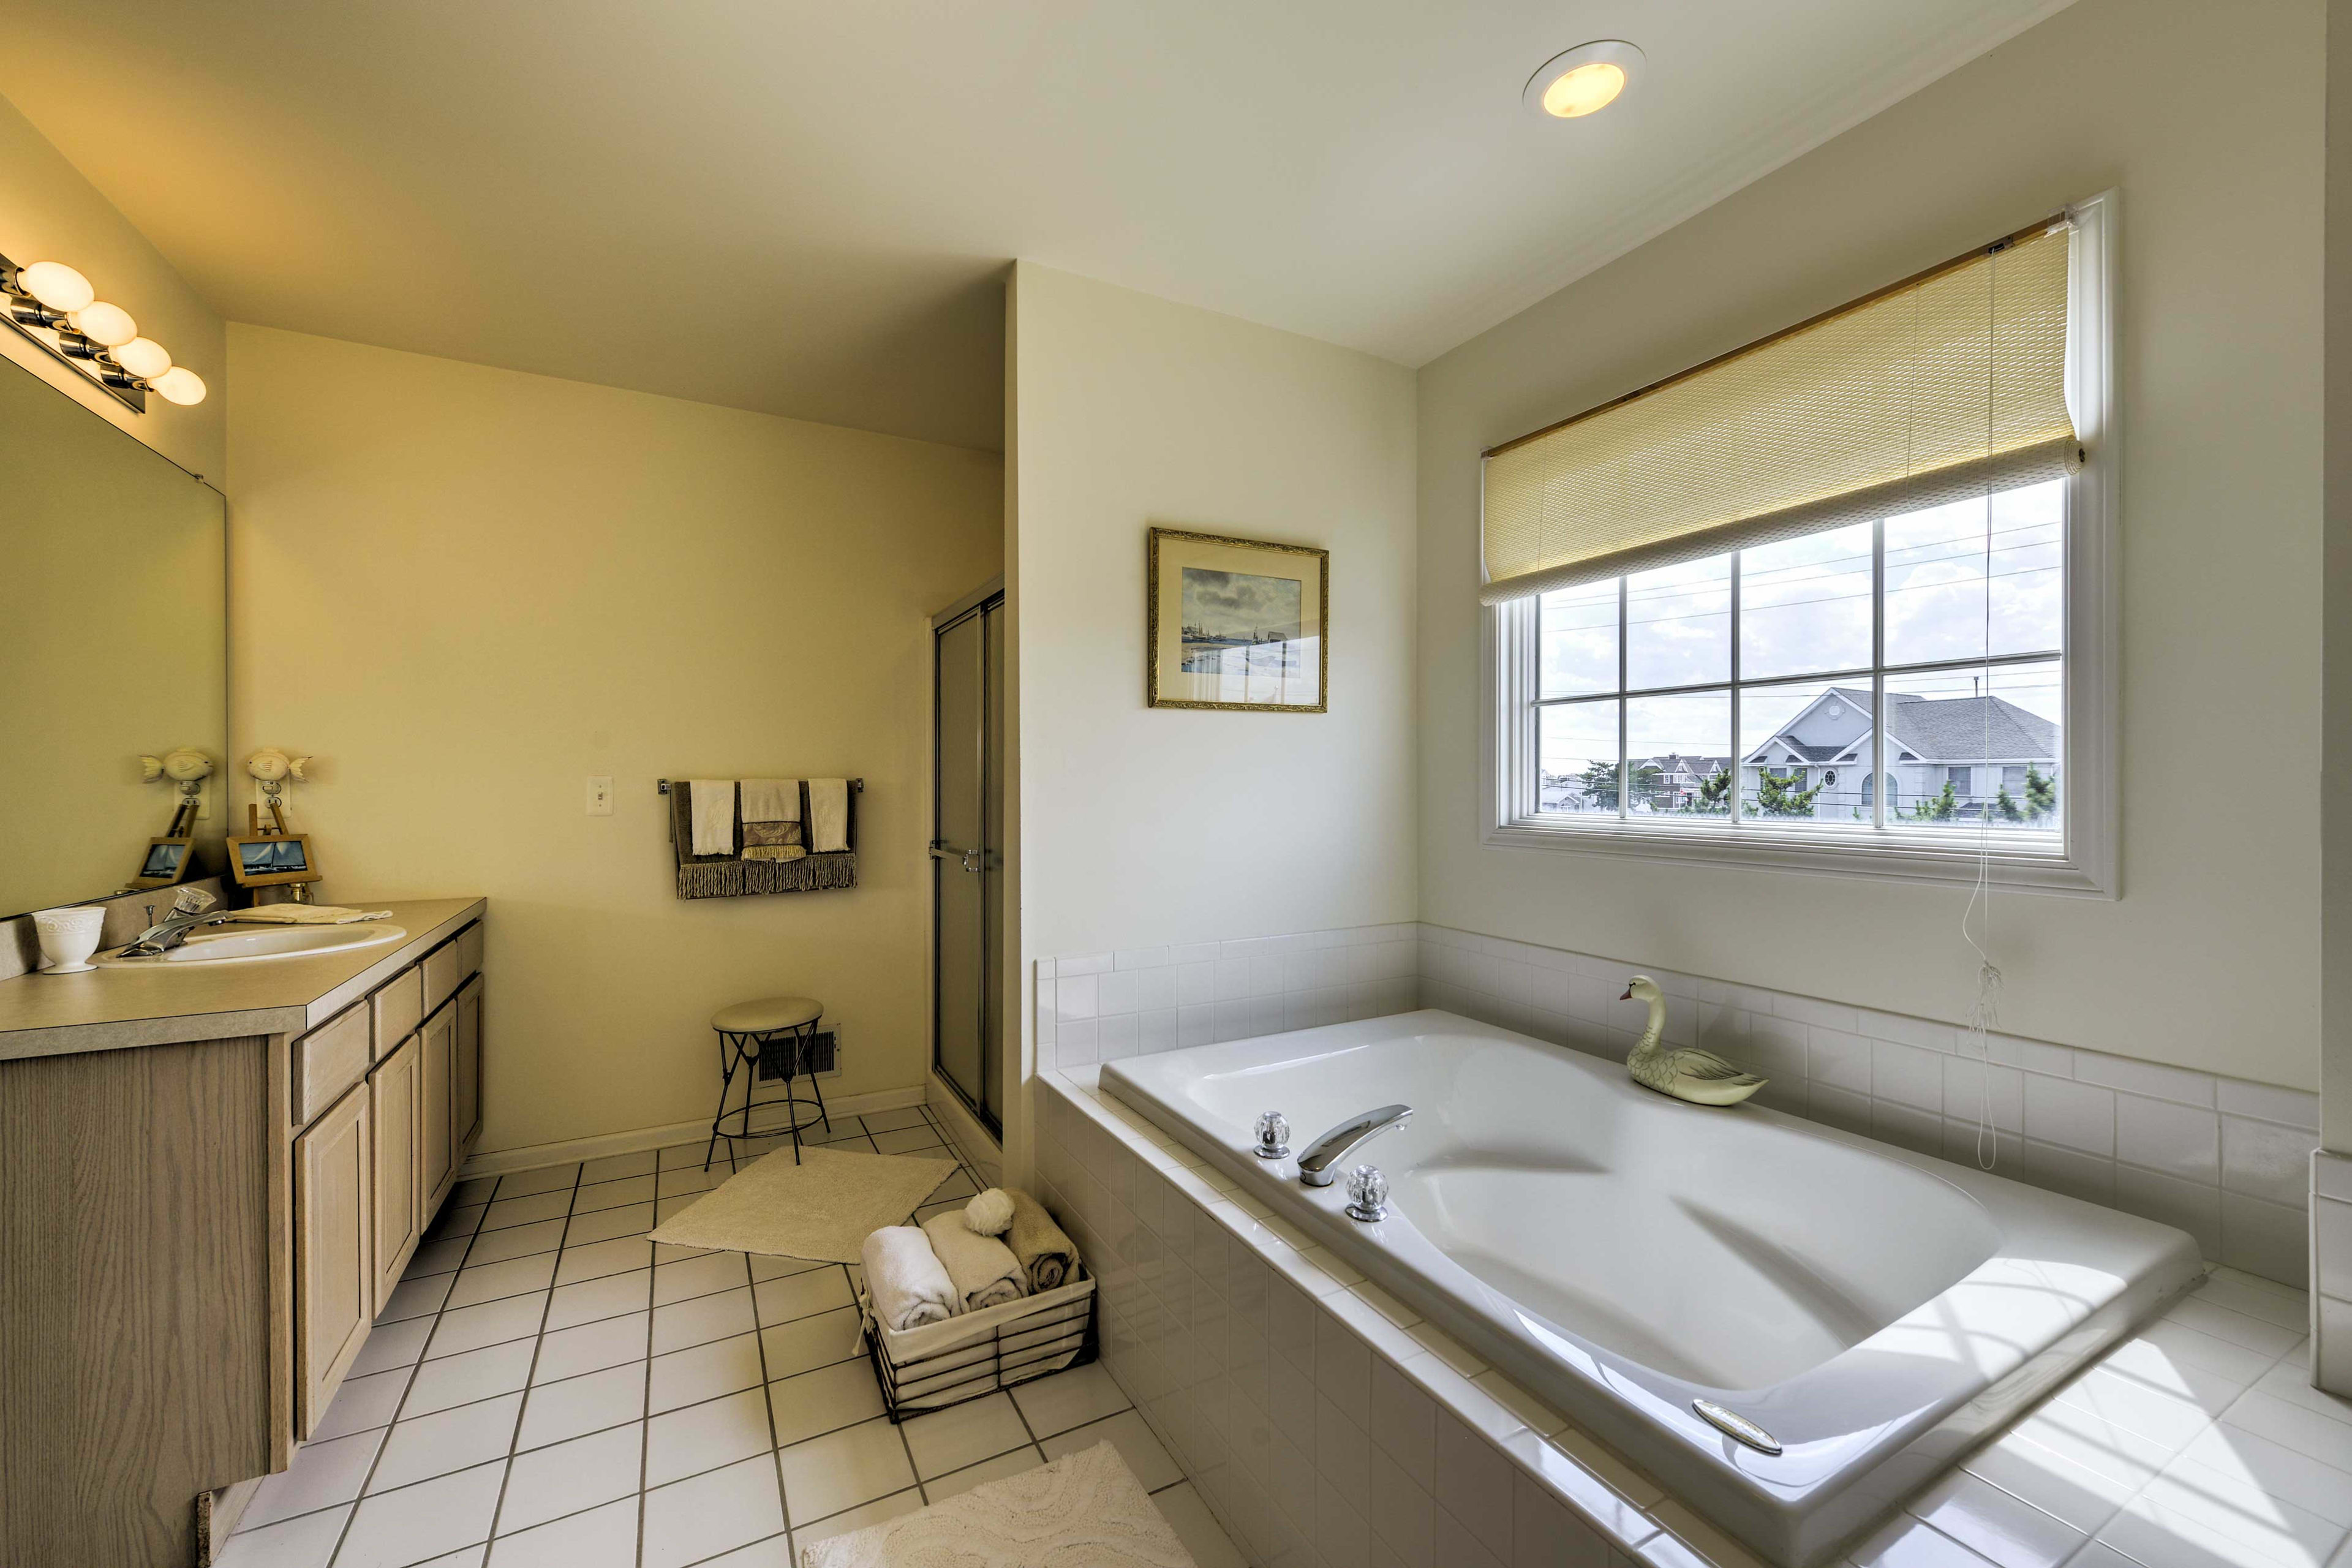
{"left": 1099, "top": 1009, "right": 2201, "bottom": 1568}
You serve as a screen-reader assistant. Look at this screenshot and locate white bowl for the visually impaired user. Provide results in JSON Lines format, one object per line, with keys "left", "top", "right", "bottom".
{"left": 33, "top": 906, "right": 107, "bottom": 973}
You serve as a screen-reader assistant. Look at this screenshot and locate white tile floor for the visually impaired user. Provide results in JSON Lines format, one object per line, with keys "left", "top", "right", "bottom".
{"left": 219, "top": 1104, "right": 1244, "bottom": 1568}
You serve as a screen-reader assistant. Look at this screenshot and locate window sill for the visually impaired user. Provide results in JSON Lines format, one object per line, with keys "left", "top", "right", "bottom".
{"left": 1483, "top": 815, "right": 2114, "bottom": 896}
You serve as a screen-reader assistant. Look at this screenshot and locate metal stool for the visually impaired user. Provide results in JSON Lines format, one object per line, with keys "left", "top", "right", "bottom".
{"left": 704, "top": 995, "right": 831, "bottom": 1169}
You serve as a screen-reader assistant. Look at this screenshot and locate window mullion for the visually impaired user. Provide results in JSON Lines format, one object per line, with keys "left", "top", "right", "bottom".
{"left": 1728, "top": 551, "right": 1743, "bottom": 826}
{"left": 1872, "top": 519, "right": 1887, "bottom": 830}
{"left": 1616, "top": 576, "right": 1629, "bottom": 821}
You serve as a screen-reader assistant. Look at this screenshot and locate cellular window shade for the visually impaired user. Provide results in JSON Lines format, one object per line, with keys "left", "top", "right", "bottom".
{"left": 1479, "top": 221, "right": 2079, "bottom": 606}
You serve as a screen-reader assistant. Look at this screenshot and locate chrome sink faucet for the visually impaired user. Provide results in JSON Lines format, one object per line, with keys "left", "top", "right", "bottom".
{"left": 119, "top": 888, "right": 228, "bottom": 957}
{"left": 1295, "top": 1103, "right": 1412, "bottom": 1188}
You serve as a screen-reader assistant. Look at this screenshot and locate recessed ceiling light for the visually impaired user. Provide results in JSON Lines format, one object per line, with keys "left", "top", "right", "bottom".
{"left": 1524, "top": 40, "right": 1643, "bottom": 120}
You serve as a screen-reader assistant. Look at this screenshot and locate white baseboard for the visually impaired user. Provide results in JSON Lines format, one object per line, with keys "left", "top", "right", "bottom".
{"left": 457, "top": 1084, "right": 930, "bottom": 1179}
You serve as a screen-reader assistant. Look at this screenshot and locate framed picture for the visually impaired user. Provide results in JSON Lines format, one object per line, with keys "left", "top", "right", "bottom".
{"left": 226, "top": 832, "right": 321, "bottom": 888}
{"left": 1147, "top": 527, "right": 1328, "bottom": 712}
{"left": 127, "top": 836, "right": 195, "bottom": 891}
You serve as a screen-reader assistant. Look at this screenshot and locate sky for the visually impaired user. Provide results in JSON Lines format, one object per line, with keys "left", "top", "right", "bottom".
{"left": 1182, "top": 567, "right": 1303, "bottom": 642}
{"left": 1537, "top": 479, "right": 2065, "bottom": 787}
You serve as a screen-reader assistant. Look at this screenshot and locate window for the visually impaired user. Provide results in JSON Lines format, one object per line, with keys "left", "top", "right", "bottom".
{"left": 1483, "top": 194, "right": 2116, "bottom": 893}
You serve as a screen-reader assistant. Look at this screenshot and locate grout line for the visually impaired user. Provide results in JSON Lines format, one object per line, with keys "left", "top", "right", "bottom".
{"left": 317, "top": 1174, "right": 499, "bottom": 1566}
{"left": 481, "top": 1158, "right": 583, "bottom": 1553}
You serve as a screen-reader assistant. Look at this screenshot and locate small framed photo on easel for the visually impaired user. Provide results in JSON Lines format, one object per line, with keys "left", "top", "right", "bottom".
{"left": 128, "top": 836, "right": 196, "bottom": 891}
{"left": 227, "top": 833, "right": 321, "bottom": 890}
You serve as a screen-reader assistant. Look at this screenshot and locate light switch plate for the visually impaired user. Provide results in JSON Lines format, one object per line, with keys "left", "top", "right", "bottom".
{"left": 587, "top": 775, "right": 613, "bottom": 816}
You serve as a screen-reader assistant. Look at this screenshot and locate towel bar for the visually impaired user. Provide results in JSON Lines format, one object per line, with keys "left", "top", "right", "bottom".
{"left": 657, "top": 778, "right": 863, "bottom": 795}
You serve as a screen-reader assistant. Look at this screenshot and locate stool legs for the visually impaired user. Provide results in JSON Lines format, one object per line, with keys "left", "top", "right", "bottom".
{"left": 705, "top": 1030, "right": 751, "bottom": 1172}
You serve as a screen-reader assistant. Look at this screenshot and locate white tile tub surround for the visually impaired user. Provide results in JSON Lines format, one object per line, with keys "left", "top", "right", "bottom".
{"left": 1040, "top": 1068, "right": 2352, "bottom": 1568}
{"left": 1415, "top": 924, "right": 2323, "bottom": 1291}
{"left": 1033, "top": 924, "right": 1420, "bottom": 1072}
{"left": 2317, "top": 1152, "right": 2352, "bottom": 1396}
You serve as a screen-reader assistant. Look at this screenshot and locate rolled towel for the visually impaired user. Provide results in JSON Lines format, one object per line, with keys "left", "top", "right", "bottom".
{"left": 963, "top": 1188, "right": 1015, "bottom": 1236}
{"left": 919, "top": 1211, "right": 1026, "bottom": 1312}
{"left": 861, "top": 1226, "right": 959, "bottom": 1331}
{"left": 1004, "top": 1188, "right": 1079, "bottom": 1294}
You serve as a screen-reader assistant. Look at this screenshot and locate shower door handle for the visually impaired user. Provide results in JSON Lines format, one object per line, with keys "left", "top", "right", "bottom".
{"left": 929, "top": 840, "right": 984, "bottom": 873}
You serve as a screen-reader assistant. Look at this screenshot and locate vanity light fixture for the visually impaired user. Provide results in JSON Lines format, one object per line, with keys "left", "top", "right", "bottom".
{"left": 1523, "top": 40, "right": 1642, "bottom": 120}
{"left": 0, "top": 249, "right": 206, "bottom": 413}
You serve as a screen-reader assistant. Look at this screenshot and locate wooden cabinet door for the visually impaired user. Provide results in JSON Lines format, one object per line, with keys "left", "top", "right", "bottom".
{"left": 369, "top": 1035, "right": 422, "bottom": 1314}
{"left": 295, "top": 1080, "right": 373, "bottom": 1438}
{"left": 454, "top": 975, "right": 483, "bottom": 1156}
{"left": 420, "top": 1003, "right": 458, "bottom": 1219}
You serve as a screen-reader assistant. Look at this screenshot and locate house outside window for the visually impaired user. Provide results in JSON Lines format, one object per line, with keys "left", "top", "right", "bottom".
{"left": 1482, "top": 195, "right": 2116, "bottom": 894}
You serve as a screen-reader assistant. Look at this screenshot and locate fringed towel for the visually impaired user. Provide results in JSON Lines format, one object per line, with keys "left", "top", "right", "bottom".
{"left": 671, "top": 779, "right": 859, "bottom": 900}
{"left": 809, "top": 778, "right": 850, "bottom": 853}
{"left": 739, "top": 778, "right": 805, "bottom": 862}
{"left": 688, "top": 778, "right": 736, "bottom": 856}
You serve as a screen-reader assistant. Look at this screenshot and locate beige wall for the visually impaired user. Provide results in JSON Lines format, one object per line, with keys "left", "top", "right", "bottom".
{"left": 1417, "top": 0, "right": 2325, "bottom": 1090}
{"left": 0, "top": 95, "right": 223, "bottom": 478}
{"left": 2327, "top": 0, "right": 2352, "bottom": 1151}
{"left": 228, "top": 325, "right": 1001, "bottom": 1155}
{"left": 1009, "top": 261, "right": 1419, "bottom": 960}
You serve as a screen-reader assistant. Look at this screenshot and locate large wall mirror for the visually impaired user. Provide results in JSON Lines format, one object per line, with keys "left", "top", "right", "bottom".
{"left": 0, "top": 355, "right": 227, "bottom": 921}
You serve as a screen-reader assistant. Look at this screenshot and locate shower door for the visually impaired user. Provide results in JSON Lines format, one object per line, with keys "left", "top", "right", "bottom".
{"left": 931, "top": 586, "right": 1004, "bottom": 1133}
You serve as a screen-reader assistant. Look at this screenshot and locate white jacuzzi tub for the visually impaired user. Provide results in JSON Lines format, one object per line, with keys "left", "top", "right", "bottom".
{"left": 1100, "top": 1009, "right": 2201, "bottom": 1567}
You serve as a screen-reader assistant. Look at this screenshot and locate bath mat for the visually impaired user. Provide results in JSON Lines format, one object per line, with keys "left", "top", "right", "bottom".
{"left": 649, "top": 1144, "right": 957, "bottom": 1263}
{"left": 797, "top": 1439, "right": 1196, "bottom": 1567}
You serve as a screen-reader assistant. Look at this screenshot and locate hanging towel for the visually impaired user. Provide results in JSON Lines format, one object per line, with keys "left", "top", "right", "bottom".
{"left": 861, "top": 1225, "right": 960, "bottom": 1331}
{"left": 688, "top": 779, "right": 736, "bottom": 857}
{"left": 739, "top": 778, "right": 806, "bottom": 862}
{"left": 809, "top": 778, "right": 851, "bottom": 854}
{"left": 1003, "top": 1189, "right": 1079, "bottom": 1294}
{"left": 919, "top": 1211, "right": 1027, "bottom": 1312}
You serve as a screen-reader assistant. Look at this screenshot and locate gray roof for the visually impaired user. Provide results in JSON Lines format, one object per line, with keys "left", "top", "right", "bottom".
{"left": 1637, "top": 753, "right": 1732, "bottom": 775}
{"left": 1751, "top": 687, "right": 2056, "bottom": 764}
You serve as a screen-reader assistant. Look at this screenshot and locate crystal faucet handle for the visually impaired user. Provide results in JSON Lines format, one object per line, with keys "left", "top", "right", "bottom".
{"left": 1253, "top": 1111, "right": 1291, "bottom": 1159}
{"left": 1344, "top": 1164, "right": 1390, "bottom": 1223}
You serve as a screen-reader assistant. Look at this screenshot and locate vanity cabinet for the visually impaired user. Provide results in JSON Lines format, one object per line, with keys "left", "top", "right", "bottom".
{"left": 419, "top": 1000, "right": 458, "bottom": 1217}
{"left": 368, "top": 1034, "right": 423, "bottom": 1311}
{"left": 288, "top": 915, "right": 485, "bottom": 1441}
{"left": 293, "top": 1082, "right": 373, "bottom": 1434}
{"left": 0, "top": 896, "right": 484, "bottom": 1568}
{"left": 455, "top": 975, "right": 483, "bottom": 1150}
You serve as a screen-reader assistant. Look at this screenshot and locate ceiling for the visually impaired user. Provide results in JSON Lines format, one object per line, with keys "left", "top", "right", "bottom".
{"left": 0, "top": 1, "right": 2073, "bottom": 451}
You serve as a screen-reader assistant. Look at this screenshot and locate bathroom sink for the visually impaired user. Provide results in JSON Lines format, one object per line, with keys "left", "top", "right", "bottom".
{"left": 99, "top": 922, "right": 407, "bottom": 965}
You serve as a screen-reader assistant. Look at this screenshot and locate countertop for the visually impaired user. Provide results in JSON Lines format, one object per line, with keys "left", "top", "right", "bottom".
{"left": 0, "top": 897, "right": 486, "bottom": 1061}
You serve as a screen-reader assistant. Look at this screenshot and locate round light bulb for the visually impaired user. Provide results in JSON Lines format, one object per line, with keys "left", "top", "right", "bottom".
{"left": 17, "top": 260, "right": 94, "bottom": 312}
{"left": 152, "top": 366, "right": 206, "bottom": 406}
{"left": 69, "top": 301, "right": 138, "bottom": 347}
{"left": 112, "top": 337, "right": 172, "bottom": 380}
{"left": 1541, "top": 61, "right": 1627, "bottom": 118}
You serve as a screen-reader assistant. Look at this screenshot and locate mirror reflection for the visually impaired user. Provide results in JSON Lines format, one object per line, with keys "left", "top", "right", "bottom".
{"left": 0, "top": 355, "right": 227, "bottom": 919}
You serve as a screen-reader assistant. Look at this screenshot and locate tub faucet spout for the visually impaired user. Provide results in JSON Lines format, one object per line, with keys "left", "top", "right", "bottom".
{"left": 1297, "top": 1104, "right": 1411, "bottom": 1187}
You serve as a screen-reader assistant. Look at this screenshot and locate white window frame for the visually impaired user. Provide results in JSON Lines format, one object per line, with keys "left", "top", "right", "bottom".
{"left": 1480, "top": 189, "right": 2119, "bottom": 897}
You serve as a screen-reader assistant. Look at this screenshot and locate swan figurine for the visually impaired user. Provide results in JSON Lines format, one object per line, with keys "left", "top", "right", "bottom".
{"left": 1621, "top": 975, "right": 1767, "bottom": 1107}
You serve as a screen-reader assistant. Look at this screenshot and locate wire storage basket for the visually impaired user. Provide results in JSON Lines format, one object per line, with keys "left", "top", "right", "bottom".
{"left": 861, "top": 1270, "right": 1097, "bottom": 1423}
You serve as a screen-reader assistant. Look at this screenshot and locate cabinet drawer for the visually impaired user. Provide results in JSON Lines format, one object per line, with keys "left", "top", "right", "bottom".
{"left": 370, "top": 967, "right": 423, "bottom": 1058}
{"left": 423, "top": 941, "right": 462, "bottom": 1015}
{"left": 457, "top": 920, "right": 483, "bottom": 983}
{"left": 294, "top": 1003, "right": 372, "bottom": 1126}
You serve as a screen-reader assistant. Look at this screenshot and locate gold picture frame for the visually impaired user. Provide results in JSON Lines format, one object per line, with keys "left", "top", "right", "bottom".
{"left": 127, "top": 835, "right": 196, "bottom": 891}
{"left": 1147, "top": 527, "right": 1329, "bottom": 712}
{"left": 226, "top": 832, "right": 321, "bottom": 888}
